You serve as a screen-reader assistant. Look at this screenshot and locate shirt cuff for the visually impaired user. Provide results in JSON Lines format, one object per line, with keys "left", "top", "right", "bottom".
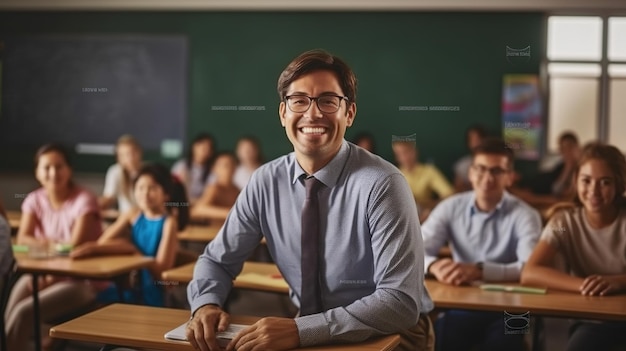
{"left": 483, "top": 261, "right": 522, "bottom": 282}
{"left": 295, "top": 313, "right": 331, "bottom": 347}
{"left": 424, "top": 255, "right": 438, "bottom": 275}
{"left": 190, "top": 294, "right": 223, "bottom": 316}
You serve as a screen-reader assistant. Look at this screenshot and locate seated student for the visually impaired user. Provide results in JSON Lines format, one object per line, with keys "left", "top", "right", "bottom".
{"left": 352, "top": 131, "right": 376, "bottom": 154}
{"left": 190, "top": 152, "right": 240, "bottom": 223}
{"left": 517, "top": 132, "right": 581, "bottom": 201}
{"left": 453, "top": 124, "right": 487, "bottom": 192}
{"left": 522, "top": 142, "right": 626, "bottom": 351}
{"left": 392, "top": 138, "right": 454, "bottom": 212}
{"left": 6, "top": 143, "right": 103, "bottom": 351}
{"left": 422, "top": 137, "right": 542, "bottom": 351}
{"left": 233, "top": 136, "right": 263, "bottom": 190}
{"left": 100, "top": 135, "right": 143, "bottom": 213}
{"left": 72, "top": 164, "right": 189, "bottom": 307}
{"left": 171, "top": 133, "right": 216, "bottom": 204}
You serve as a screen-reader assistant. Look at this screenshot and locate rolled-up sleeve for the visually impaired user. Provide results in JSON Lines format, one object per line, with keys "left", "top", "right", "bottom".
{"left": 421, "top": 201, "right": 452, "bottom": 273}
{"left": 187, "top": 174, "right": 263, "bottom": 314}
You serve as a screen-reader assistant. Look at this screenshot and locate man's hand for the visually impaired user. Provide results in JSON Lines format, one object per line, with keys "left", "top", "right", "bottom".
{"left": 227, "top": 317, "right": 299, "bottom": 351}
{"left": 429, "top": 258, "right": 482, "bottom": 285}
{"left": 186, "top": 304, "right": 231, "bottom": 351}
{"left": 580, "top": 275, "right": 626, "bottom": 296}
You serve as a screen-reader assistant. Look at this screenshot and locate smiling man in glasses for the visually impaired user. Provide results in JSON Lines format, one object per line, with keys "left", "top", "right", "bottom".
{"left": 421, "top": 137, "right": 542, "bottom": 351}
{"left": 186, "top": 49, "right": 434, "bottom": 351}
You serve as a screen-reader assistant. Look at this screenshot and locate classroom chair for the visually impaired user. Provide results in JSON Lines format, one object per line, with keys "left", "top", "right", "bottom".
{"left": 0, "top": 258, "right": 17, "bottom": 351}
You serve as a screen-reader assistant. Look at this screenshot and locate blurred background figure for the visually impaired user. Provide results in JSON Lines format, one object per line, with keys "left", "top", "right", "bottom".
{"left": 191, "top": 152, "right": 240, "bottom": 223}
{"left": 171, "top": 133, "right": 216, "bottom": 205}
{"left": 453, "top": 125, "right": 488, "bottom": 192}
{"left": 392, "top": 138, "right": 454, "bottom": 220}
{"left": 234, "top": 136, "right": 263, "bottom": 190}
{"left": 512, "top": 131, "right": 582, "bottom": 211}
{"left": 352, "top": 132, "right": 376, "bottom": 154}
{"left": 100, "top": 135, "right": 143, "bottom": 213}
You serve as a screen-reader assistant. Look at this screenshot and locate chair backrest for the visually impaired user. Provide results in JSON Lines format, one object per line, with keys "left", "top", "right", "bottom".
{"left": 1, "top": 215, "right": 15, "bottom": 351}
{"left": 0, "top": 216, "right": 12, "bottom": 278}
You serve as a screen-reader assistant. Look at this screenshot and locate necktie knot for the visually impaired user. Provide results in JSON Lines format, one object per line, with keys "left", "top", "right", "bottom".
{"left": 304, "top": 176, "right": 323, "bottom": 199}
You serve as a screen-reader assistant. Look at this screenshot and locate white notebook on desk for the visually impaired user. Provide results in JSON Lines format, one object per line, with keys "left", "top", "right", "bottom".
{"left": 164, "top": 322, "right": 248, "bottom": 347}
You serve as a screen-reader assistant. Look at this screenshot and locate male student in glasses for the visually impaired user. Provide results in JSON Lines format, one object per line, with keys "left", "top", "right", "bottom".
{"left": 422, "top": 137, "right": 542, "bottom": 351}
{"left": 186, "top": 49, "right": 434, "bottom": 351}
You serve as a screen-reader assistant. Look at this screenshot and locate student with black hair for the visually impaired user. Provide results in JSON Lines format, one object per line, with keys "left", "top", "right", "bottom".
{"left": 171, "top": 133, "right": 216, "bottom": 204}
{"left": 72, "top": 163, "right": 189, "bottom": 307}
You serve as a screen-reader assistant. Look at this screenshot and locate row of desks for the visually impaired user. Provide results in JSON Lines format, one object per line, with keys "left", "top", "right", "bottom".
{"left": 13, "top": 253, "right": 626, "bottom": 351}
{"left": 163, "top": 261, "right": 626, "bottom": 321}
{"left": 9, "top": 210, "right": 222, "bottom": 242}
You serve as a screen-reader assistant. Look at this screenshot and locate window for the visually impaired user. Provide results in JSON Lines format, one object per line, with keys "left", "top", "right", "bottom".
{"left": 547, "top": 16, "right": 626, "bottom": 152}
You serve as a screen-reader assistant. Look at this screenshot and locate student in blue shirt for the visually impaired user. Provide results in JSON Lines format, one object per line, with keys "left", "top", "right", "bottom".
{"left": 422, "top": 137, "right": 542, "bottom": 351}
{"left": 186, "top": 49, "right": 434, "bottom": 351}
{"left": 72, "top": 163, "right": 189, "bottom": 306}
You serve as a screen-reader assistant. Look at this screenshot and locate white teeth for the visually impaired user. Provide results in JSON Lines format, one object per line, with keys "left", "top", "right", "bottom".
{"left": 301, "top": 127, "right": 326, "bottom": 134}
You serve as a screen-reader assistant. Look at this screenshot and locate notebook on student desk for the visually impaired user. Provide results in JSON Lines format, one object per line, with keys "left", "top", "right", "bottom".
{"left": 164, "top": 322, "right": 248, "bottom": 347}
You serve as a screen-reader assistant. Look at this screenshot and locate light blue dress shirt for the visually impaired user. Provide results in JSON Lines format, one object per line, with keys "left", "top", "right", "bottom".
{"left": 422, "top": 191, "right": 542, "bottom": 281}
{"left": 188, "top": 140, "right": 433, "bottom": 346}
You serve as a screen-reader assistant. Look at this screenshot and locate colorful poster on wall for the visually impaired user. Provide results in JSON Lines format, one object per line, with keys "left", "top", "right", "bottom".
{"left": 502, "top": 74, "right": 542, "bottom": 160}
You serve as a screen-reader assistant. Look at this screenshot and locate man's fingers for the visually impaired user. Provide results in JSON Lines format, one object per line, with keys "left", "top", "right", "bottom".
{"left": 217, "top": 312, "right": 230, "bottom": 332}
{"left": 228, "top": 324, "right": 256, "bottom": 351}
{"left": 188, "top": 321, "right": 209, "bottom": 351}
{"left": 441, "top": 263, "right": 460, "bottom": 282}
{"left": 185, "top": 323, "right": 200, "bottom": 351}
{"left": 202, "top": 317, "right": 220, "bottom": 351}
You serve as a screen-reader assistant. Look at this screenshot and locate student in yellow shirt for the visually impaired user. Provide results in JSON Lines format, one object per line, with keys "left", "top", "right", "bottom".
{"left": 392, "top": 139, "right": 454, "bottom": 214}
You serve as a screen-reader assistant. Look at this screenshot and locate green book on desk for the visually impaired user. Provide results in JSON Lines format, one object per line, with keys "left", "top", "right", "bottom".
{"left": 480, "top": 284, "right": 547, "bottom": 294}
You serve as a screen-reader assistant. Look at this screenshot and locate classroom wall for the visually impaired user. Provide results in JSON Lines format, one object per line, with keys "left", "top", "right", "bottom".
{"left": 0, "top": 11, "right": 544, "bottom": 184}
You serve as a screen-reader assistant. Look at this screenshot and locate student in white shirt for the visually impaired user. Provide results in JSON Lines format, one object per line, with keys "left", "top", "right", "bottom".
{"left": 522, "top": 142, "right": 626, "bottom": 351}
{"left": 100, "top": 135, "right": 143, "bottom": 213}
{"left": 233, "top": 136, "right": 263, "bottom": 190}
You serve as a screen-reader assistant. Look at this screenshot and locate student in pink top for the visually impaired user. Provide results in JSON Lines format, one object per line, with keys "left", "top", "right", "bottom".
{"left": 5, "top": 143, "right": 103, "bottom": 351}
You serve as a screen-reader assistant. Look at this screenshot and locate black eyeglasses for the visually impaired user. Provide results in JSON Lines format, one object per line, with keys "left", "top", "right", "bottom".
{"left": 471, "top": 164, "right": 509, "bottom": 177}
{"left": 285, "top": 94, "right": 348, "bottom": 114}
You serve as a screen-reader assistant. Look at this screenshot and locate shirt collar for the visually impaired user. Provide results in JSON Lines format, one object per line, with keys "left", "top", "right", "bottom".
{"left": 290, "top": 139, "right": 351, "bottom": 188}
{"left": 468, "top": 191, "right": 510, "bottom": 217}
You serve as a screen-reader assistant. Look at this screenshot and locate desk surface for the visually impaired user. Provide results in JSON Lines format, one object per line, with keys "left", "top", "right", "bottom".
{"left": 50, "top": 303, "right": 400, "bottom": 351}
{"left": 425, "top": 279, "right": 626, "bottom": 321}
{"left": 177, "top": 224, "right": 221, "bottom": 242}
{"left": 163, "top": 261, "right": 289, "bottom": 294}
{"left": 16, "top": 253, "right": 154, "bottom": 279}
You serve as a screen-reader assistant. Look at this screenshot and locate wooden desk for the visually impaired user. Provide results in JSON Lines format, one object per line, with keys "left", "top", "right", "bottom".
{"left": 15, "top": 253, "right": 154, "bottom": 279}
{"left": 162, "top": 261, "right": 289, "bottom": 294}
{"left": 425, "top": 279, "right": 626, "bottom": 321}
{"left": 50, "top": 303, "right": 401, "bottom": 351}
{"left": 177, "top": 224, "right": 221, "bottom": 242}
{"left": 15, "top": 253, "right": 154, "bottom": 351}
{"left": 6, "top": 210, "right": 21, "bottom": 230}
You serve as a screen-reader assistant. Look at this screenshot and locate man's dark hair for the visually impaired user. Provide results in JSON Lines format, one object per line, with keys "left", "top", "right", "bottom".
{"left": 277, "top": 49, "right": 357, "bottom": 104}
{"left": 472, "top": 137, "right": 515, "bottom": 168}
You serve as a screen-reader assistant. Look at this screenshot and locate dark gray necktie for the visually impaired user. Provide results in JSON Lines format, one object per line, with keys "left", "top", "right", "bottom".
{"left": 300, "top": 176, "right": 323, "bottom": 316}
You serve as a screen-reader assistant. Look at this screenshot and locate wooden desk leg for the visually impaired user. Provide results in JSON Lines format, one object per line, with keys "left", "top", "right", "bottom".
{"left": 31, "top": 274, "right": 42, "bottom": 351}
{"left": 532, "top": 317, "right": 544, "bottom": 351}
{"left": 113, "top": 276, "right": 126, "bottom": 302}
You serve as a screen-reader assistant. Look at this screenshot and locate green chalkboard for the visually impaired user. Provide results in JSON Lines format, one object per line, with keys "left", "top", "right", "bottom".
{"left": 0, "top": 11, "right": 543, "bottom": 179}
